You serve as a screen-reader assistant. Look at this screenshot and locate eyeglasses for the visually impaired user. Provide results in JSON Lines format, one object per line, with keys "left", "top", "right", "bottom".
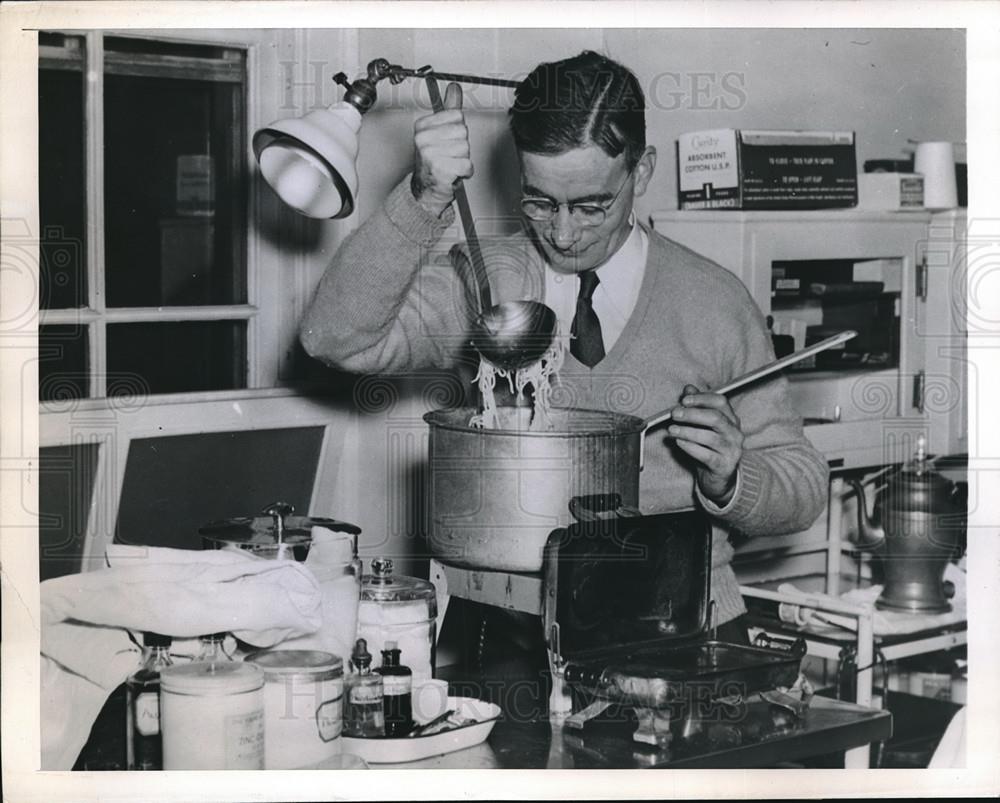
{"left": 520, "top": 169, "right": 634, "bottom": 227}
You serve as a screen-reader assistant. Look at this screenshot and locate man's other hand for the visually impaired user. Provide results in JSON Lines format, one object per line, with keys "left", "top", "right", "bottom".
{"left": 668, "top": 383, "right": 744, "bottom": 507}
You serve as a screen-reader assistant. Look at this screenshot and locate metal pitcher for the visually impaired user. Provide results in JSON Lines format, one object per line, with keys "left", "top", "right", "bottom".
{"left": 847, "top": 437, "right": 966, "bottom": 613}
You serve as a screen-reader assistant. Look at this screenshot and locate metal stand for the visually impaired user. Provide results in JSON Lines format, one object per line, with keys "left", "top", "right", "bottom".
{"left": 428, "top": 558, "right": 576, "bottom": 716}
{"left": 742, "top": 584, "right": 967, "bottom": 768}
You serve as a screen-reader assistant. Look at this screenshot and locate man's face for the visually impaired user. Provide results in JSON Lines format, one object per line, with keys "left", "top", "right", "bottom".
{"left": 519, "top": 145, "right": 656, "bottom": 274}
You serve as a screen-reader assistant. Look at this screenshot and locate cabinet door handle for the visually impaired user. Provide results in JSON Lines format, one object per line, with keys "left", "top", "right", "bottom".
{"left": 916, "top": 253, "right": 929, "bottom": 300}
{"left": 913, "top": 370, "right": 926, "bottom": 413}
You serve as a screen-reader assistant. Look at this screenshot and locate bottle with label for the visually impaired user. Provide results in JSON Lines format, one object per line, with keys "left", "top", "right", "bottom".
{"left": 195, "top": 632, "right": 232, "bottom": 664}
{"left": 125, "top": 631, "right": 173, "bottom": 770}
{"left": 343, "top": 638, "right": 384, "bottom": 738}
{"left": 376, "top": 640, "right": 413, "bottom": 737}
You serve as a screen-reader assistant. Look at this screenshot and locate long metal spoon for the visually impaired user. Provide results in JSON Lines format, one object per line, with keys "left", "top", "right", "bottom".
{"left": 635, "top": 329, "right": 856, "bottom": 466}
{"left": 646, "top": 329, "right": 858, "bottom": 430}
{"left": 424, "top": 77, "right": 557, "bottom": 372}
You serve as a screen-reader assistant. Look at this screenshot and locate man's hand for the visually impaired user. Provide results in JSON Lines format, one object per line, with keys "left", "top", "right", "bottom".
{"left": 668, "top": 383, "right": 744, "bottom": 507}
{"left": 411, "top": 82, "right": 473, "bottom": 218}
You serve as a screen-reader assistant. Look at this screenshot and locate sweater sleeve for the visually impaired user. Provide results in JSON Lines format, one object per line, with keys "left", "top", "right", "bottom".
{"left": 299, "top": 176, "right": 473, "bottom": 373}
{"left": 696, "top": 284, "right": 830, "bottom": 537}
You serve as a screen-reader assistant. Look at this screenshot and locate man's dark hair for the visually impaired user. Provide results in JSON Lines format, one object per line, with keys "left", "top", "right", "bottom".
{"left": 509, "top": 51, "right": 646, "bottom": 170}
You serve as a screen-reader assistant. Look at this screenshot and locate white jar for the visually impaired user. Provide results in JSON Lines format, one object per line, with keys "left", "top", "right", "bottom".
{"left": 160, "top": 662, "right": 265, "bottom": 770}
{"left": 358, "top": 558, "right": 437, "bottom": 683}
{"left": 246, "top": 650, "right": 344, "bottom": 769}
{"left": 277, "top": 532, "right": 362, "bottom": 671}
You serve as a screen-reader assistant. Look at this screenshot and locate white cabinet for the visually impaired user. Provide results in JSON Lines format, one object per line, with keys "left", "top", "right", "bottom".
{"left": 650, "top": 210, "right": 965, "bottom": 468}
{"left": 921, "top": 210, "right": 967, "bottom": 458}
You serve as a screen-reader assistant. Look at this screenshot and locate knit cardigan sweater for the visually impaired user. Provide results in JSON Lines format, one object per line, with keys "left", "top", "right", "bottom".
{"left": 302, "top": 177, "right": 829, "bottom": 624}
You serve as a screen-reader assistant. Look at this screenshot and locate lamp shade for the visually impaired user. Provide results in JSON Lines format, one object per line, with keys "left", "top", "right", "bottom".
{"left": 252, "top": 102, "right": 363, "bottom": 219}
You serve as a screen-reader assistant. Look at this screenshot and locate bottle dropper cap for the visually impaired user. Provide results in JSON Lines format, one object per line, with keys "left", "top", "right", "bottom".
{"left": 381, "top": 640, "right": 401, "bottom": 666}
{"left": 351, "top": 638, "right": 372, "bottom": 670}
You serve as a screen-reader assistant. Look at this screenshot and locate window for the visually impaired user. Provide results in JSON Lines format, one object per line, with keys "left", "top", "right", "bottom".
{"left": 114, "top": 427, "right": 324, "bottom": 551}
{"left": 38, "top": 32, "right": 250, "bottom": 401}
{"left": 38, "top": 442, "right": 101, "bottom": 581}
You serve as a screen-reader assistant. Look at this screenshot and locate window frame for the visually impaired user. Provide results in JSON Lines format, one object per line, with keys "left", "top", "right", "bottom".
{"left": 39, "top": 389, "right": 362, "bottom": 573}
{"left": 34, "top": 28, "right": 367, "bottom": 574}
{"left": 38, "top": 30, "right": 259, "bottom": 399}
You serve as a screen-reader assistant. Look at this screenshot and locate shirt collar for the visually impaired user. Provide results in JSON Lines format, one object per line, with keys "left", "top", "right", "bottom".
{"left": 593, "top": 212, "right": 645, "bottom": 306}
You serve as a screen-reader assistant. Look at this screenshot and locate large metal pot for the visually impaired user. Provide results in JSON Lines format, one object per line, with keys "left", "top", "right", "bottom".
{"left": 424, "top": 406, "right": 645, "bottom": 572}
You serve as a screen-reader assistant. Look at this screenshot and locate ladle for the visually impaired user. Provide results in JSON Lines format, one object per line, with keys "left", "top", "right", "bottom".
{"left": 424, "top": 77, "right": 557, "bottom": 372}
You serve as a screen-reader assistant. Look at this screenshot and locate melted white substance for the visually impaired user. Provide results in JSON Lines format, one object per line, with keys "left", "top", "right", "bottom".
{"left": 470, "top": 326, "right": 567, "bottom": 432}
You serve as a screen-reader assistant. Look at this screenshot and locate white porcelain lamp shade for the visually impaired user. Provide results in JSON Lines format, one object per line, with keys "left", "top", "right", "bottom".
{"left": 253, "top": 102, "right": 363, "bottom": 219}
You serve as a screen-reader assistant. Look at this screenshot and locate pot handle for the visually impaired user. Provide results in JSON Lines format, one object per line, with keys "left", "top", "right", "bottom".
{"left": 569, "top": 494, "right": 622, "bottom": 522}
{"left": 568, "top": 494, "right": 642, "bottom": 522}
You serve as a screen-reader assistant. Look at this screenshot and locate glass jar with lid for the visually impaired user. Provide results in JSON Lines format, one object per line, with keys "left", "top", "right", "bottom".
{"left": 357, "top": 558, "right": 437, "bottom": 683}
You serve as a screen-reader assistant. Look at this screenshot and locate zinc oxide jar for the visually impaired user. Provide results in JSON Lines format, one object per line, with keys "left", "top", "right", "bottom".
{"left": 159, "top": 661, "right": 265, "bottom": 770}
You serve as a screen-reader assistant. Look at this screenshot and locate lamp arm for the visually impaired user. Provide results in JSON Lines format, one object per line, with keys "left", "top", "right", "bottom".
{"left": 333, "top": 59, "right": 520, "bottom": 115}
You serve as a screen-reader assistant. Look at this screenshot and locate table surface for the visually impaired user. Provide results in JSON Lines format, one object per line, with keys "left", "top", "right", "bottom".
{"left": 321, "top": 689, "right": 891, "bottom": 770}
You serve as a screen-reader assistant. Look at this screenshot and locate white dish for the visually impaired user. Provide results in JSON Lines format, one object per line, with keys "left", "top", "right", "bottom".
{"left": 340, "top": 696, "right": 500, "bottom": 764}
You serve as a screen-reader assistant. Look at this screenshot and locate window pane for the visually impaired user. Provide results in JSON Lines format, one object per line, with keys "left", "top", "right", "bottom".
{"left": 106, "top": 320, "right": 246, "bottom": 394}
{"left": 39, "top": 443, "right": 100, "bottom": 580}
{"left": 114, "top": 427, "right": 324, "bottom": 550}
{"left": 39, "top": 325, "right": 88, "bottom": 401}
{"left": 39, "top": 33, "right": 87, "bottom": 309}
{"left": 103, "top": 40, "right": 246, "bottom": 307}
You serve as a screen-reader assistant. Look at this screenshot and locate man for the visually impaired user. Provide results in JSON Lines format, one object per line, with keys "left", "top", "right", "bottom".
{"left": 301, "top": 51, "right": 828, "bottom": 645}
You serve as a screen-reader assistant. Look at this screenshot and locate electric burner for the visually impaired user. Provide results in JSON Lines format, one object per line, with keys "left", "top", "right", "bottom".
{"left": 541, "top": 498, "right": 810, "bottom": 746}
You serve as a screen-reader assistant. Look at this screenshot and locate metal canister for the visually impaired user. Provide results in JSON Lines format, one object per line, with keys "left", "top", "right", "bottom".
{"left": 199, "top": 501, "right": 362, "bottom": 563}
{"left": 159, "top": 662, "right": 265, "bottom": 770}
{"left": 246, "top": 649, "right": 344, "bottom": 769}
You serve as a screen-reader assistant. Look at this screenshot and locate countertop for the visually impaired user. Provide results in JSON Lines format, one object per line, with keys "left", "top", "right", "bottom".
{"left": 318, "top": 680, "right": 891, "bottom": 770}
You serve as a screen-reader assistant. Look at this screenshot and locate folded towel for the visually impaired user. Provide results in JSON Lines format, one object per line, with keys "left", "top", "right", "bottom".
{"left": 776, "top": 562, "right": 967, "bottom": 636}
{"left": 41, "top": 546, "right": 323, "bottom": 770}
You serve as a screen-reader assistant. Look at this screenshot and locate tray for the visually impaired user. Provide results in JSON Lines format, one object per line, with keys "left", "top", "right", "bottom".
{"left": 340, "top": 697, "right": 500, "bottom": 764}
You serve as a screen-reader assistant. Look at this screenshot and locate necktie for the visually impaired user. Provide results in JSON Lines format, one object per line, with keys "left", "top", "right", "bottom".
{"left": 571, "top": 270, "right": 605, "bottom": 367}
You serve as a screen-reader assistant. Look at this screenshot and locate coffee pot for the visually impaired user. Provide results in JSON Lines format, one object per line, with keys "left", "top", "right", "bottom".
{"left": 847, "top": 436, "right": 966, "bottom": 613}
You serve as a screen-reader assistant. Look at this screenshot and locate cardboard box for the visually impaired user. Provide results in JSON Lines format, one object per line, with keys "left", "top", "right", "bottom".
{"left": 677, "top": 129, "right": 858, "bottom": 210}
{"left": 857, "top": 172, "right": 924, "bottom": 210}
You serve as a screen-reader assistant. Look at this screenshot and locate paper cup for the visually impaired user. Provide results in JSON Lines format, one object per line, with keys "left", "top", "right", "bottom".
{"left": 411, "top": 679, "right": 449, "bottom": 725}
{"left": 914, "top": 141, "right": 958, "bottom": 210}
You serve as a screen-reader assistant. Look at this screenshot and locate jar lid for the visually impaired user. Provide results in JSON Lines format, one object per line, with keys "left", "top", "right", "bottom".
{"left": 161, "top": 661, "right": 264, "bottom": 695}
{"left": 245, "top": 649, "right": 343, "bottom": 680}
{"left": 199, "top": 502, "right": 361, "bottom": 558}
{"left": 361, "top": 557, "right": 437, "bottom": 606}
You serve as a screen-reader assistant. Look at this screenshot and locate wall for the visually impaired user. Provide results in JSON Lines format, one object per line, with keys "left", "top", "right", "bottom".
{"left": 343, "top": 28, "right": 965, "bottom": 227}
{"left": 274, "top": 27, "right": 966, "bottom": 573}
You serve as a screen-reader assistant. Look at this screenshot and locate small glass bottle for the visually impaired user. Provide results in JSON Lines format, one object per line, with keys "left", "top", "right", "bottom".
{"left": 125, "top": 632, "right": 173, "bottom": 770}
{"left": 343, "top": 638, "right": 384, "bottom": 737}
{"left": 376, "top": 641, "right": 413, "bottom": 737}
{"left": 195, "top": 632, "right": 232, "bottom": 664}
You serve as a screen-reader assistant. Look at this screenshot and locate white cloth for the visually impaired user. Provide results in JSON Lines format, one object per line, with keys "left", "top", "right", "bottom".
{"left": 928, "top": 707, "right": 966, "bottom": 768}
{"left": 776, "top": 562, "right": 967, "bottom": 636}
{"left": 41, "top": 546, "right": 324, "bottom": 770}
{"left": 544, "top": 214, "right": 649, "bottom": 355}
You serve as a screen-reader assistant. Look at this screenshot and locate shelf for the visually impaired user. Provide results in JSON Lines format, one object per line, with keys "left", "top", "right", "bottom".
{"left": 651, "top": 209, "right": 933, "bottom": 224}
{"left": 803, "top": 418, "right": 929, "bottom": 470}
